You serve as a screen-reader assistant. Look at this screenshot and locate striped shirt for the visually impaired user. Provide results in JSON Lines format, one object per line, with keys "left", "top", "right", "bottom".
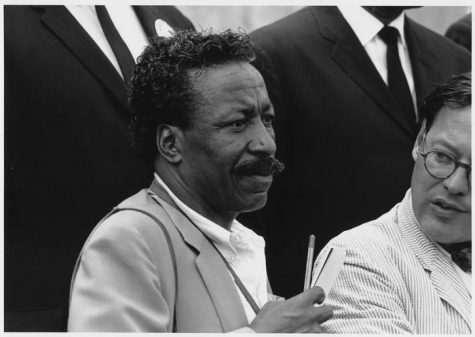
{"left": 315, "top": 189, "right": 471, "bottom": 334}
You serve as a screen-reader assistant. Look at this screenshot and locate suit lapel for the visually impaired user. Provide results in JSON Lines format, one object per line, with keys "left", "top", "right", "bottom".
{"left": 312, "top": 7, "right": 414, "bottom": 137}
{"left": 195, "top": 243, "right": 250, "bottom": 331}
{"left": 405, "top": 18, "right": 444, "bottom": 112}
{"left": 40, "top": 6, "right": 129, "bottom": 111}
{"left": 397, "top": 196, "right": 471, "bottom": 328}
{"left": 133, "top": 6, "right": 157, "bottom": 38}
{"left": 429, "top": 256, "right": 471, "bottom": 328}
{"left": 133, "top": 5, "right": 194, "bottom": 36}
{"left": 149, "top": 181, "right": 249, "bottom": 331}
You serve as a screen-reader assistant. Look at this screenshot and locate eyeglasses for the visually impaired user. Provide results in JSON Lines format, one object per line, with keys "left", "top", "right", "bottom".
{"left": 419, "top": 150, "right": 471, "bottom": 187}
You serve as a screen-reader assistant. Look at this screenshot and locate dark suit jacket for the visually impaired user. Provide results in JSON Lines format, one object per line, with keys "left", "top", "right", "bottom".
{"left": 246, "top": 6, "right": 471, "bottom": 298}
{"left": 4, "top": 5, "right": 194, "bottom": 331}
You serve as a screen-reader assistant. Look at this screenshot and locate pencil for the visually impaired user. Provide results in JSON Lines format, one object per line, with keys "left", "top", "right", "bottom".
{"left": 303, "top": 234, "right": 315, "bottom": 291}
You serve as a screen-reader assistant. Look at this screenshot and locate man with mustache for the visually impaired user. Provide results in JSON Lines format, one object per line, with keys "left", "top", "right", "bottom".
{"left": 67, "top": 30, "right": 333, "bottom": 332}
{"left": 313, "top": 72, "right": 471, "bottom": 333}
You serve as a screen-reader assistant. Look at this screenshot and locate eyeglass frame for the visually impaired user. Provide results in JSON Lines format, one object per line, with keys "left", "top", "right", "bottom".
{"left": 419, "top": 134, "right": 471, "bottom": 186}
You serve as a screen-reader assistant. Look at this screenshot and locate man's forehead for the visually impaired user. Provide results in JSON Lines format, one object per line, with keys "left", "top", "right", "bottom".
{"left": 186, "top": 62, "right": 271, "bottom": 123}
{"left": 431, "top": 105, "right": 471, "bottom": 129}
{"left": 426, "top": 105, "right": 471, "bottom": 154}
{"left": 189, "top": 62, "right": 265, "bottom": 93}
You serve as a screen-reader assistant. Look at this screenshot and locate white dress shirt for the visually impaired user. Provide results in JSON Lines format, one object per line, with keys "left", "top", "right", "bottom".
{"left": 66, "top": 5, "right": 149, "bottom": 79}
{"left": 338, "top": 6, "right": 417, "bottom": 116}
{"left": 153, "top": 173, "right": 270, "bottom": 324}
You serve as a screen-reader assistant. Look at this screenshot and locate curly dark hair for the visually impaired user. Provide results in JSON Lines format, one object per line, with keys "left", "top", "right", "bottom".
{"left": 419, "top": 72, "right": 471, "bottom": 133}
{"left": 129, "top": 29, "right": 256, "bottom": 165}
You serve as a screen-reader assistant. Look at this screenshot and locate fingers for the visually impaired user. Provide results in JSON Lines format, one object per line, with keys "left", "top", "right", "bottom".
{"left": 312, "top": 305, "right": 334, "bottom": 324}
{"left": 297, "top": 306, "right": 334, "bottom": 333}
{"left": 251, "top": 292, "right": 334, "bottom": 333}
{"left": 312, "top": 286, "right": 326, "bottom": 305}
{"left": 292, "top": 285, "right": 326, "bottom": 305}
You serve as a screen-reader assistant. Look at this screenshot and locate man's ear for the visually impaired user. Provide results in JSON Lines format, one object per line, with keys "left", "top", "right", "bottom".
{"left": 156, "top": 124, "right": 182, "bottom": 164}
{"left": 412, "top": 120, "right": 426, "bottom": 161}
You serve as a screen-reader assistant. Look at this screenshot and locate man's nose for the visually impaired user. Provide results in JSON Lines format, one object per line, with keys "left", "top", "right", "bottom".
{"left": 249, "top": 122, "right": 276, "bottom": 155}
{"left": 443, "top": 166, "right": 470, "bottom": 195}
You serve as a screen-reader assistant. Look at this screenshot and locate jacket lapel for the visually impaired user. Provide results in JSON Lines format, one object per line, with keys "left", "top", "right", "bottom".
{"left": 429, "top": 256, "right": 471, "bottom": 328}
{"left": 397, "top": 195, "right": 471, "bottom": 328}
{"left": 40, "top": 6, "right": 129, "bottom": 111}
{"left": 405, "top": 18, "right": 445, "bottom": 112}
{"left": 133, "top": 6, "right": 158, "bottom": 38}
{"left": 312, "top": 7, "right": 414, "bottom": 137}
{"left": 149, "top": 181, "right": 249, "bottom": 331}
{"left": 133, "top": 5, "right": 194, "bottom": 37}
{"left": 195, "top": 244, "right": 250, "bottom": 331}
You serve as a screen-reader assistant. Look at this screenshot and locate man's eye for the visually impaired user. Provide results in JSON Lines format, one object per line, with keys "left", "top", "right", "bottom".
{"left": 434, "top": 151, "right": 453, "bottom": 165}
{"left": 230, "top": 120, "right": 247, "bottom": 129}
{"left": 262, "top": 115, "right": 274, "bottom": 126}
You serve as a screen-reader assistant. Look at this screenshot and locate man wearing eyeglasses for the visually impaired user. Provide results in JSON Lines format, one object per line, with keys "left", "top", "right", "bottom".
{"left": 312, "top": 72, "right": 471, "bottom": 334}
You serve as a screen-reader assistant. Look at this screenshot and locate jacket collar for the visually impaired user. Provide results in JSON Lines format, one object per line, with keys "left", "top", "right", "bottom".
{"left": 397, "top": 190, "right": 471, "bottom": 328}
{"left": 148, "top": 179, "right": 249, "bottom": 331}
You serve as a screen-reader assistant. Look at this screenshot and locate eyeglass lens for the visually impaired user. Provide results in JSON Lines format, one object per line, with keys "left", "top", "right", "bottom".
{"left": 425, "top": 151, "right": 471, "bottom": 185}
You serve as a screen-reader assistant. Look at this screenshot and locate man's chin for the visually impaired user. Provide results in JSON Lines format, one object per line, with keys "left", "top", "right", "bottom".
{"left": 233, "top": 174, "right": 273, "bottom": 212}
{"left": 240, "top": 193, "right": 268, "bottom": 213}
{"left": 420, "top": 216, "right": 470, "bottom": 244}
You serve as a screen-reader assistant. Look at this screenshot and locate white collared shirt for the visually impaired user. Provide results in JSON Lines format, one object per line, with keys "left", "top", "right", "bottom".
{"left": 338, "top": 6, "right": 417, "bottom": 116}
{"left": 153, "top": 173, "right": 270, "bottom": 323}
{"left": 66, "top": 5, "right": 149, "bottom": 79}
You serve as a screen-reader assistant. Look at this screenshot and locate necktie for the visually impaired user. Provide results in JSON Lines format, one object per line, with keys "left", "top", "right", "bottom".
{"left": 439, "top": 241, "right": 471, "bottom": 273}
{"left": 378, "top": 26, "right": 415, "bottom": 127}
{"left": 95, "top": 6, "right": 135, "bottom": 84}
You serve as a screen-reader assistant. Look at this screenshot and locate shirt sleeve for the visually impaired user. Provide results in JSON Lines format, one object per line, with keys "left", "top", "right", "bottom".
{"left": 315, "top": 240, "right": 414, "bottom": 334}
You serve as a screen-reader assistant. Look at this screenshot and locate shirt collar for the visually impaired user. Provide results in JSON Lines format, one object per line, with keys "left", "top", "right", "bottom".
{"left": 338, "top": 6, "right": 407, "bottom": 48}
{"left": 390, "top": 13, "right": 407, "bottom": 48}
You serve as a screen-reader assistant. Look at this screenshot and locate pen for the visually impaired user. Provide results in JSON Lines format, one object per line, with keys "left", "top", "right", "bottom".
{"left": 303, "top": 234, "right": 315, "bottom": 291}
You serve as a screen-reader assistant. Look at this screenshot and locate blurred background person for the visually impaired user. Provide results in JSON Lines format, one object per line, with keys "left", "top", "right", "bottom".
{"left": 314, "top": 72, "right": 471, "bottom": 334}
{"left": 5, "top": 5, "right": 193, "bottom": 331}
{"left": 445, "top": 13, "right": 471, "bottom": 51}
{"left": 247, "top": 6, "right": 470, "bottom": 299}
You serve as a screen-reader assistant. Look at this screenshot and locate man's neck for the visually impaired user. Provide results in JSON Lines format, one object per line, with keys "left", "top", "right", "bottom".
{"left": 362, "top": 6, "right": 405, "bottom": 25}
{"left": 154, "top": 166, "right": 236, "bottom": 230}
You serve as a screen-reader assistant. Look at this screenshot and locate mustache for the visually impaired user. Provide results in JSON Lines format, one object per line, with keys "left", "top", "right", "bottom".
{"left": 235, "top": 157, "right": 285, "bottom": 176}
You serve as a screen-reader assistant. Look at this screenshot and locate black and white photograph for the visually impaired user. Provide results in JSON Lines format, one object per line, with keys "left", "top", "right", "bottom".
{"left": 3, "top": 2, "right": 472, "bottom": 332}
